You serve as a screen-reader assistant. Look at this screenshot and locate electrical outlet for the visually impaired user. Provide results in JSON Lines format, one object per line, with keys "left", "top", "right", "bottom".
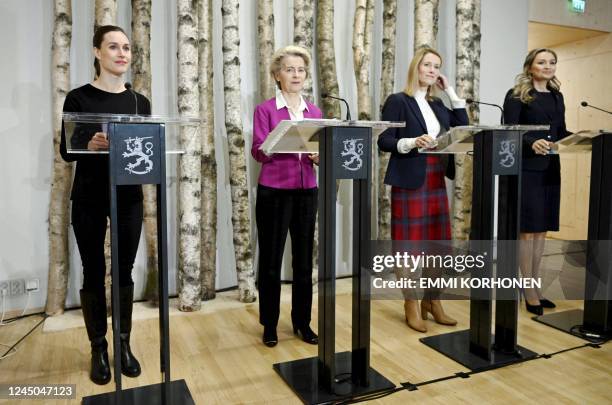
{"left": 0, "top": 280, "right": 8, "bottom": 295}
{"left": 9, "top": 279, "right": 25, "bottom": 296}
{"left": 26, "top": 278, "right": 40, "bottom": 293}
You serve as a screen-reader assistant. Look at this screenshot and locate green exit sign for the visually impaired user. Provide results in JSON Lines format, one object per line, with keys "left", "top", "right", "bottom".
{"left": 569, "top": 0, "right": 586, "bottom": 13}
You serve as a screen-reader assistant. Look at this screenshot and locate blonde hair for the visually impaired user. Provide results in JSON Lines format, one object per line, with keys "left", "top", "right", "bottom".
{"left": 269, "top": 45, "right": 311, "bottom": 90}
{"left": 512, "top": 48, "right": 561, "bottom": 103}
{"left": 403, "top": 47, "right": 443, "bottom": 100}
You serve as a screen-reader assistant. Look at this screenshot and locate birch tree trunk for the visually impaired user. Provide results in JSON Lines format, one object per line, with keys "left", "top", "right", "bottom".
{"left": 131, "top": 0, "right": 158, "bottom": 303}
{"left": 94, "top": 0, "right": 117, "bottom": 32}
{"left": 414, "top": 0, "right": 439, "bottom": 50}
{"left": 94, "top": 0, "right": 117, "bottom": 314}
{"left": 293, "top": 0, "right": 315, "bottom": 101}
{"left": 317, "top": 0, "right": 341, "bottom": 119}
{"left": 353, "top": 0, "right": 374, "bottom": 121}
{"left": 294, "top": 0, "right": 318, "bottom": 285}
{"left": 257, "top": 0, "right": 275, "bottom": 101}
{"left": 198, "top": 0, "right": 217, "bottom": 301}
{"left": 177, "top": 0, "right": 202, "bottom": 311}
{"left": 377, "top": 0, "right": 397, "bottom": 240}
{"left": 222, "top": 0, "right": 257, "bottom": 302}
{"left": 453, "top": 0, "right": 481, "bottom": 240}
{"left": 46, "top": 0, "right": 73, "bottom": 316}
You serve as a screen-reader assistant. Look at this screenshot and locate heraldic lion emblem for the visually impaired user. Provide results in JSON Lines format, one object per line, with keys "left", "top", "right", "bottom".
{"left": 123, "top": 136, "right": 154, "bottom": 175}
{"left": 341, "top": 138, "right": 364, "bottom": 171}
{"left": 498, "top": 139, "right": 516, "bottom": 168}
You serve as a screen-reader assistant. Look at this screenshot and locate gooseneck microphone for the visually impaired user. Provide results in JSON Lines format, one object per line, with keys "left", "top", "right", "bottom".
{"left": 580, "top": 101, "right": 612, "bottom": 115}
{"left": 321, "top": 93, "right": 351, "bottom": 121}
{"left": 124, "top": 82, "right": 138, "bottom": 115}
{"left": 466, "top": 98, "right": 504, "bottom": 124}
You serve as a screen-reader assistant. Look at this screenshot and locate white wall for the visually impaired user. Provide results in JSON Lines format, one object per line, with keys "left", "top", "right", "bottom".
{"left": 0, "top": 0, "right": 529, "bottom": 313}
{"left": 481, "top": 0, "right": 530, "bottom": 120}
{"left": 530, "top": 0, "right": 612, "bottom": 32}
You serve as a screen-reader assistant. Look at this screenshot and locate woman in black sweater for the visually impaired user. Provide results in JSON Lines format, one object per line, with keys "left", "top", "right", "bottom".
{"left": 503, "top": 48, "right": 570, "bottom": 315}
{"left": 60, "top": 25, "right": 151, "bottom": 385}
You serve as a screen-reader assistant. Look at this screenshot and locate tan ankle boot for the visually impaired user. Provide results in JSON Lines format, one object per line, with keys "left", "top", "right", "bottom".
{"left": 403, "top": 300, "right": 427, "bottom": 332}
{"left": 421, "top": 299, "right": 457, "bottom": 326}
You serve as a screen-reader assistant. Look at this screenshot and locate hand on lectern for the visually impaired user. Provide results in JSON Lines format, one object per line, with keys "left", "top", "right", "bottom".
{"left": 88, "top": 132, "right": 109, "bottom": 151}
{"left": 415, "top": 134, "right": 436, "bottom": 149}
{"left": 532, "top": 138, "right": 551, "bottom": 155}
{"left": 308, "top": 154, "right": 319, "bottom": 166}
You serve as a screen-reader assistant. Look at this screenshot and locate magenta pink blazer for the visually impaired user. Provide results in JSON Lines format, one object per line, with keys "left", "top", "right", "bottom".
{"left": 251, "top": 97, "right": 323, "bottom": 189}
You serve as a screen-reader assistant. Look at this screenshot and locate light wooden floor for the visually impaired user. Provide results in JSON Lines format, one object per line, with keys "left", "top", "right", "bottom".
{"left": 1, "top": 279, "right": 610, "bottom": 404}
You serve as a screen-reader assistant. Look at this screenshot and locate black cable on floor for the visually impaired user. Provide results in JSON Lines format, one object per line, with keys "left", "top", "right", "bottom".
{"left": 0, "top": 314, "right": 47, "bottom": 360}
{"left": 1, "top": 310, "right": 45, "bottom": 324}
{"left": 324, "top": 339, "right": 607, "bottom": 404}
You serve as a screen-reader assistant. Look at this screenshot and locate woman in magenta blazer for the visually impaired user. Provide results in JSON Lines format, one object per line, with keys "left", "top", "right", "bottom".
{"left": 251, "top": 45, "right": 322, "bottom": 347}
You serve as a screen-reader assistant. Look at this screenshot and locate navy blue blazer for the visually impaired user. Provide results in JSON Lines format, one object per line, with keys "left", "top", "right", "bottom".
{"left": 503, "top": 88, "right": 570, "bottom": 171}
{"left": 378, "top": 92, "right": 469, "bottom": 189}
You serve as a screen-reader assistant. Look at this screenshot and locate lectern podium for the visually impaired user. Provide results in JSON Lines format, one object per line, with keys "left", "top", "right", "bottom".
{"left": 419, "top": 125, "right": 547, "bottom": 371}
{"left": 63, "top": 113, "right": 198, "bottom": 405}
{"left": 534, "top": 130, "right": 612, "bottom": 341}
{"left": 261, "top": 119, "right": 403, "bottom": 404}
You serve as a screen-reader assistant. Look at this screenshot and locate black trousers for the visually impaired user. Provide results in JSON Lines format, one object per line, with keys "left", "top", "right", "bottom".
{"left": 256, "top": 184, "right": 317, "bottom": 328}
{"left": 72, "top": 198, "right": 143, "bottom": 294}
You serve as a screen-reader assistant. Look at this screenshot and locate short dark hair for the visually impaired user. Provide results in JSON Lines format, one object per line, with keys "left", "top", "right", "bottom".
{"left": 92, "top": 25, "right": 128, "bottom": 77}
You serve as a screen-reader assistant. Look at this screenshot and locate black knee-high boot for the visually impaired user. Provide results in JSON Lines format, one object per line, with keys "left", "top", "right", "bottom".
{"left": 80, "top": 289, "right": 111, "bottom": 385}
{"left": 119, "top": 285, "right": 141, "bottom": 377}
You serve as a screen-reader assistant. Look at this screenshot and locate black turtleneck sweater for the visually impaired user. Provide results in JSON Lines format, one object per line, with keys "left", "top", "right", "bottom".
{"left": 60, "top": 84, "right": 151, "bottom": 203}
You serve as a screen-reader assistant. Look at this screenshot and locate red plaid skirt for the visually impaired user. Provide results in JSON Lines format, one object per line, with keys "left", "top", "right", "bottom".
{"left": 391, "top": 155, "right": 451, "bottom": 241}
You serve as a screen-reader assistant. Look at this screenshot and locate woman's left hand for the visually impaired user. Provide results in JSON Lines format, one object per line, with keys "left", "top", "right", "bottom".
{"left": 436, "top": 73, "right": 449, "bottom": 91}
{"left": 308, "top": 154, "right": 319, "bottom": 165}
{"left": 532, "top": 139, "right": 551, "bottom": 155}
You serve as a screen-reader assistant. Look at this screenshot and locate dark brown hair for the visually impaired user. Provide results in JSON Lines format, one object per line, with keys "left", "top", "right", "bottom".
{"left": 93, "top": 25, "right": 128, "bottom": 77}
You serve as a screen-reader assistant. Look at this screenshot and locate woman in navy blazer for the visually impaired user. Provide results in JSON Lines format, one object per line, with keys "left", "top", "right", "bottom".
{"left": 503, "top": 48, "right": 570, "bottom": 315}
{"left": 379, "top": 47, "right": 468, "bottom": 332}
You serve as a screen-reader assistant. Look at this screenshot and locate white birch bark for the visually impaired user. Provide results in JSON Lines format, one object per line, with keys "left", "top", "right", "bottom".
{"left": 177, "top": 0, "right": 202, "bottom": 311}
{"left": 222, "top": 0, "right": 257, "bottom": 302}
{"left": 353, "top": 0, "right": 374, "bottom": 121}
{"left": 198, "top": 0, "right": 217, "bottom": 301}
{"left": 378, "top": 0, "right": 397, "bottom": 240}
{"left": 257, "top": 0, "right": 275, "bottom": 101}
{"left": 131, "top": 0, "right": 158, "bottom": 303}
{"left": 93, "top": 0, "right": 118, "bottom": 313}
{"left": 414, "top": 0, "right": 439, "bottom": 50}
{"left": 293, "top": 0, "right": 315, "bottom": 101}
{"left": 317, "top": 0, "right": 341, "bottom": 119}
{"left": 95, "top": 0, "right": 117, "bottom": 32}
{"left": 294, "top": 0, "right": 317, "bottom": 283}
{"left": 46, "top": 0, "right": 73, "bottom": 315}
{"left": 453, "top": 0, "right": 481, "bottom": 240}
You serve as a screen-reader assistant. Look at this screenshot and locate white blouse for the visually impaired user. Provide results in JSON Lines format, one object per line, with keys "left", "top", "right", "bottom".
{"left": 397, "top": 87, "right": 465, "bottom": 154}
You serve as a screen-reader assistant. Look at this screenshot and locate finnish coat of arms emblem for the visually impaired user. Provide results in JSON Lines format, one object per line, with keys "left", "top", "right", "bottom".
{"left": 498, "top": 140, "right": 516, "bottom": 168}
{"left": 123, "top": 136, "right": 154, "bottom": 175}
{"left": 341, "top": 138, "right": 364, "bottom": 171}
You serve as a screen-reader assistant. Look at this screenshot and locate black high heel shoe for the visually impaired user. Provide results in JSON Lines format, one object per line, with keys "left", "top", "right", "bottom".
{"left": 539, "top": 298, "right": 556, "bottom": 309}
{"left": 293, "top": 325, "right": 318, "bottom": 345}
{"left": 262, "top": 326, "right": 278, "bottom": 347}
{"left": 525, "top": 302, "right": 543, "bottom": 316}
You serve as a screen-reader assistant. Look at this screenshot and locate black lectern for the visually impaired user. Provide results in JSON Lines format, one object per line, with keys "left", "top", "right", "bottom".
{"left": 261, "top": 119, "right": 403, "bottom": 404}
{"left": 419, "top": 125, "right": 546, "bottom": 371}
{"left": 534, "top": 130, "right": 612, "bottom": 341}
{"left": 63, "top": 113, "right": 197, "bottom": 405}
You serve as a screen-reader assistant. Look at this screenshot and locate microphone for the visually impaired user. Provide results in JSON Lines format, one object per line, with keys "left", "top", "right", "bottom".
{"left": 466, "top": 98, "right": 504, "bottom": 124}
{"left": 124, "top": 82, "right": 138, "bottom": 115}
{"left": 580, "top": 101, "right": 612, "bottom": 115}
{"left": 321, "top": 93, "right": 351, "bottom": 121}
